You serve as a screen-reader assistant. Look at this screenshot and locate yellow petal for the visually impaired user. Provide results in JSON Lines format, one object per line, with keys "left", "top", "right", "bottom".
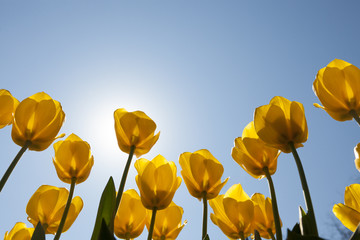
{"left": 313, "top": 59, "right": 360, "bottom": 121}
{"left": 206, "top": 177, "right": 229, "bottom": 200}
{"left": 333, "top": 203, "right": 360, "bottom": 232}
{"left": 4, "top": 222, "right": 34, "bottom": 240}
{"left": 180, "top": 152, "right": 203, "bottom": 198}
{"left": 345, "top": 184, "right": 360, "bottom": 212}
{"left": 224, "top": 184, "right": 250, "bottom": 201}
{"left": 11, "top": 92, "right": 65, "bottom": 151}
{"left": 223, "top": 198, "right": 254, "bottom": 234}
{"left": 254, "top": 96, "right": 307, "bottom": 153}
{"left": 62, "top": 196, "right": 83, "bottom": 232}
{"left": 0, "top": 89, "right": 19, "bottom": 129}
{"left": 114, "top": 108, "right": 159, "bottom": 157}
{"left": 135, "top": 156, "right": 180, "bottom": 210}
{"left": 181, "top": 171, "right": 202, "bottom": 199}
{"left": 53, "top": 133, "right": 94, "bottom": 184}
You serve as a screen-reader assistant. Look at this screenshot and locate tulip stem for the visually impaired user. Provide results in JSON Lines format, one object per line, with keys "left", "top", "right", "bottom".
{"left": 267, "top": 229, "right": 276, "bottom": 240}
{"left": 202, "top": 193, "right": 208, "bottom": 240}
{"left": 350, "top": 110, "right": 360, "bottom": 127}
{"left": 289, "top": 142, "right": 318, "bottom": 236}
{"left": 148, "top": 207, "right": 157, "bottom": 240}
{"left": 111, "top": 145, "right": 136, "bottom": 233}
{"left": 0, "top": 140, "right": 30, "bottom": 192}
{"left": 54, "top": 177, "right": 76, "bottom": 240}
{"left": 264, "top": 167, "right": 282, "bottom": 240}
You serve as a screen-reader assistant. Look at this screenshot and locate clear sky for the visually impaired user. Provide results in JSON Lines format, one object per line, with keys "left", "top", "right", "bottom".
{"left": 1, "top": 1, "right": 360, "bottom": 239}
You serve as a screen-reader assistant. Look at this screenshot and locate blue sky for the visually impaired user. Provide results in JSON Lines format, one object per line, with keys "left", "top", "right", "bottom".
{"left": 1, "top": 1, "right": 360, "bottom": 239}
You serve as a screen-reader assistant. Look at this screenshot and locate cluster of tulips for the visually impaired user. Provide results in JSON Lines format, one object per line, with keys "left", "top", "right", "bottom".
{"left": 2, "top": 58, "right": 360, "bottom": 240}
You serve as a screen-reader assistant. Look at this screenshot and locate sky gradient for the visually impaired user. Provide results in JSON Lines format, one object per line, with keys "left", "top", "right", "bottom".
{"left": 1, "top": 1, "right": 360, "bottom": 239}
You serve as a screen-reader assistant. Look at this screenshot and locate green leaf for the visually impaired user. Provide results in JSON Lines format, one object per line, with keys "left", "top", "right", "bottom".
{"left": 98, "top": 219, "right": 116, "bottom": 240}
{"left": 31, "top": 222, "right": 45, "bottom": 240}
{"left": 350, "top": 223, "right": 360, "bottom": 240}
{"left": 290, "top": 222, "right": 301, "bottom": 235}
{"left": 90, "top": 177, "right": 116, "bottom": 240}
{"left": 299, "top": 206, "right": 312, "bottom": 236}
{"left": 203, "top": 234, "right": 210, "bottom": 240}
{"left": 286, "top": 228, "right": 325, "bottom": 240}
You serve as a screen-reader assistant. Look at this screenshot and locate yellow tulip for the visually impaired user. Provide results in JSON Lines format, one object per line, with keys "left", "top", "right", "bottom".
{"left": 114, "top": 189, "right": 147, "bottom": 239}
{"left": 0, "top": 89, "right": 19, "bottom": 129}
{"left": 179, "top": 149, "right": 229, "bottom": 200}
{"left": 254, "top": 96, "right": 308, "bottom": 153}
{"left": 313, "top": 59, "right": 360, "bottom": 121}
{"left": 26, "top": 185, "right": 83, "bottom": 234}
{"left": 11, "top": 92, "right": 65, "bottom": 151}
{"left": 209, "top": 184, "right": 254, "bottom": 240}
{"left": 53, "top": 133, "right": 94, "bottom": 184}
{"left": 333, "top": 184, "right": 360, "bottom": 232}
{"left": 114, "top": 108, "right": 160, "bottom": 157}
{"left": 232, "top": 121, "right": 280, "bottom": 179}
{"left": 252, "top": 193, "right": 281, "bottom": 239}
{"left": 4, "top": 222, "right": 34, "bottom": 240}
{"left": 354, "top": 143, "right": 360, "bottom": 172}
{"left": 146, "top": 202, "right": 187, "bottom": 240}
{"left": 134, "top": 155, "right": 181, "bottom": 210}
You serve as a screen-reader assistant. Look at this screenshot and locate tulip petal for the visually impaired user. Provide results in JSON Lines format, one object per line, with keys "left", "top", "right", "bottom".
{"left": 333, "top": 203, "right": 360, "bottom": 232}
{"left": 224, "top": 184, "right": 250, "bottom": 201}
{"left": 345, "top": 184, "right": 360, "bottom": 212}
{"left": 114, "top": 108, "right": 159, "bottom": 157}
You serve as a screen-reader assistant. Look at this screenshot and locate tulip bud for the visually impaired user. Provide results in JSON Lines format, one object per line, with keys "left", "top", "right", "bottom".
{"left": 254, "top": 96, "right": 308, "bottom": 153}
{"left": 232, "top": 121, "right": 280, "bottom": 179}
{"left": 4, "top": 222, "right": 34, "bottom": 240}
{"left": 135, "top": 155, "right": 181, "bottom": 210}
{"left": 179, "top": 149, "right": 228, "bottom": 200}
{"left": 26, "top": 185, "right": 83, "bottom": 234}
{"left": 12, "top": 92, "right": 65, "bottom": 151}
{"left": 313, "top": 59, "right": 360, "bottom": 121}
{"left": 53, "top": 133, "right": 94, "bottom": 184}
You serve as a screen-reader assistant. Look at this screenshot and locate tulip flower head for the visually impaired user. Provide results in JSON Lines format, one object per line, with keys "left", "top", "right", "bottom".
{"left": 179, "top": 149, "right": 229, "bottom": 200}
{"left": 114, "top": 189, "right": 147, "bottom": 239}
{"left": 53, "top": 133, "right": 94, "bottom": 184}
{"left": 114, "top": 108, "right": 160, "bottom": 158}
{"left": 0, "top": 89, "right": 19, "bottom": 129}
{"left": 135, "top": 155, "right": 181, "bottom": 210}
{"left": 146, "top": 202, "right": 187, "bottom": 240}
{"left": 254, "top": 96, "right": 308, "bottom": 153}
{"left": 11, "top": 92, "right": 65, "bottom": 151}
{"left": 313, "top": 59, "right": 360, "bottom": 121}
{"left": 26, "top": 185, "right": 83, "bottom": 234}
{"left": 232, "top": 121, "right": 280, "bottom": 179}
{"left": 209, "top": 184, "right": 254, "bottom": 239}
{"left": 4, "top": 222, "right": 34, "bottom": 240}
{"left": 252, "top": 193, "right": 281, "bottom": 239}
{"left": 333, "top": 184, "right": 360, "bottom": 232}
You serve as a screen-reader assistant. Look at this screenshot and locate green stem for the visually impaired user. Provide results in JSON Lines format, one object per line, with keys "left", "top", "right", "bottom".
{"left": 42, "top": 223, "right": 48, "bottom": 232}
{"left": 239, "top": 231, "right": 245, "bottom": 240}
{"left": 147, "top": 207, "right": 157, "bottom": 240}
{"left": 254, "top": 229, "right": 261, "bottom": 240}
{"left": 349, "top": 110, "right": 360, "bottom": 127}
{"left": 110, "top": 145, "right": 135, "bottom": 233}
{"left": 0, "top": 140, "right": 30, "bottom": 192}
{"left": 264, "top": 167, "right": 282, "bottom": 240}
{"left": 54, "top": 177, "right": 76, "bottom": 240}
{"left": 289, "top": 142, "right": 318, "bottom": 236}
{"left": 267, "top": 229, "right": 276, "bottom": 240}
{"left": 202, "top": 193, "right": 208, "bottom": 240}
